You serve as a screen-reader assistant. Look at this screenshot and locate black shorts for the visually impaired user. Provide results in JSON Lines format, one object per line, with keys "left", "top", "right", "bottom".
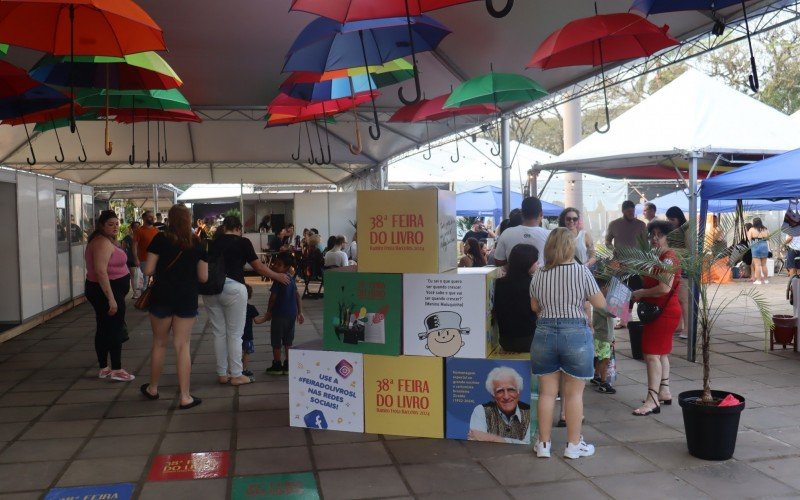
{"left": 270, "top": 316, "right": 296, "bottom": 348}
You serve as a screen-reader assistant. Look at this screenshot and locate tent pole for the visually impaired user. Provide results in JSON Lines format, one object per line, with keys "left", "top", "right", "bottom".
{"left": 501, "top": 115, "right": 511, "bottom": 219}
{"left": 687, "top": 152, "right": 701, "bottom": 363}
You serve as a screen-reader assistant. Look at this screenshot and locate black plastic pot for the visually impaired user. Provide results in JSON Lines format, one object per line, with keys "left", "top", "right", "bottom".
{"left": 679, "top": 390, "right": 745, "bottom": 460}
{"left": 628, "top": 321, "right": 644, "bottom": 360}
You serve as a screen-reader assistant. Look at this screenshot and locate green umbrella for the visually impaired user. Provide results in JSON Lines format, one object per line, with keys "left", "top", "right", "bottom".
{"left": 33, "top": 111, "right": 98, "bottom": 133}
{"left": 0, "top": 44, "right": 8, "bottom": 57}
{"left": 76, "top": 88, "right": 190, "bottom": 110}
{"left": 444, "top": 71, "right": 547, "bottom": 108}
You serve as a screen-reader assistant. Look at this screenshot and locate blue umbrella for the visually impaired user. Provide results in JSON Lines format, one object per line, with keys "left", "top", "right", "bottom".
{"left": 280, "top": 73, "right": 376, "bottom": 101}
{"left": 632, "top": 0, "right": 759, "bottom": 91}
{"left": 456, "top": 186, "right": 562, "bottom": 222}
{"left": 0, "top": 85, "right": 71, "bottom": 165}
{"left": 284, "top": 15, "right": 451, "bottom": 139}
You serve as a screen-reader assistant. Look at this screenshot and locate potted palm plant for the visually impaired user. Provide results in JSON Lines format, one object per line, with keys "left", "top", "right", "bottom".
{"left": 598, "top": 213, "right": 773, "bottom": 460}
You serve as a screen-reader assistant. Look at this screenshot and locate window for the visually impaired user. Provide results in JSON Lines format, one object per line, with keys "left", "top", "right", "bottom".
{"left": 70, "top": 192, "right": 85, "bottom": 244}
{"left": 82, "top": 193, "right": 93, "bottom": 236}
{"left": 56, "top": 190, "right": 68, "bottom": 252}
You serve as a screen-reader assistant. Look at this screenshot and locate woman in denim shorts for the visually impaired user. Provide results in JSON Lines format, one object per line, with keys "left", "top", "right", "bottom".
{"left": 529, "top": 228, "right": 606, "bottom": 460}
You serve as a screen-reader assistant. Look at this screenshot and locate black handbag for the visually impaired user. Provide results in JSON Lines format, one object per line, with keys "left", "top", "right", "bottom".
{"left": 636, "top": 284, "right": 677, "bottom": 325}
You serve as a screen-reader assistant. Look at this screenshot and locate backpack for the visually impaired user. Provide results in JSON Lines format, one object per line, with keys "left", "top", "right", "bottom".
{"left": 199, "top": 240, "right": 228, "bottom": 295}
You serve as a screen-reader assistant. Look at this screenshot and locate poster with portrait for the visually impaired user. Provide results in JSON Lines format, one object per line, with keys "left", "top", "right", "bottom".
{"left": 289, "top": 349, "right": 364, "bottom": 433}
{"left": 445, "top": 358, "right": 532, "bottom": 445}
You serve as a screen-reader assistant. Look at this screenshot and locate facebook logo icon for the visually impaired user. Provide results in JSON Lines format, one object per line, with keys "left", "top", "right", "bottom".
{"left": 303, "top": 410, "right": 328, "bottom": 429}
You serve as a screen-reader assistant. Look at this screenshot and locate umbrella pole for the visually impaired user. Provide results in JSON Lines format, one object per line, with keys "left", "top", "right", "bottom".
{"left": 594, "top": 41, "right": 611, "bottom": 134}
{"left": 161, "top": 121, "right": 168, "bottom": 163}
{"left": 104, "top": 65, "right": 112, "bottom": 155}
{"left": 75, "top": 122, "right": 87, "bottom": 162}
{"left": 357, "top": 31, "right": 381, "bottom": 140}
{"left": 292, "top": 125, "right": 302, "bottom": 161}
{"left": 486, "top": 0, "right": 514, "bottom": 18}
{"left": 423, "top": 120, "right": 432, "bottom": 160}
{"left": 128, "top": 102, "right": 136, "bottom": 165}
{"left": 51, "top": 116, "right": 65, "bottom": 163}
{"left": 398, "top": 0, "right": 422, "bottom": 105}
{"left": 450, "top": 116, "right": 460, "bottom": 163}
{"left": 741, "top": 0, "right": 759, "bottom": 92}
{"left": 146, "top": 112, "right": 151, "bottom": 168}
{"left": 22, "top": 120, "right": 36, "bottom": 166}
{"left": 69, "top": 4, "right": 76, "bottom": 134}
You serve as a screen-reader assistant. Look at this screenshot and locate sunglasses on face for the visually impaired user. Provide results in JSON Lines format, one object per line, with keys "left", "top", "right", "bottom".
{"left": 565, "top": 217, "right": 579, "bottom": 222}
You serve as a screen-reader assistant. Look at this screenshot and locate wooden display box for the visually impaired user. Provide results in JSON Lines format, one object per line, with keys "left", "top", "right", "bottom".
{"left": 357, "top": 190, "right": 457, "bottom": 274}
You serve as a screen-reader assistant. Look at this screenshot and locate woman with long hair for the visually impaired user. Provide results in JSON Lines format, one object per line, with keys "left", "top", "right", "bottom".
{"left": 530, "top": 228, "right": 606, "bottom": 460}
{"left": 493, "top": 244, "right": 538, "bottom": 352}
{"left": 204, "top": 215, "right": 290, "bottom": 386}
{"left": 630, "top": 220, "right": 681, "bottom": 416}
{"left": 141, "top": 204, "right": 208, "bottom": 409}
{"left": 558, "top": 207, "right": 596, "bottom": 268}
{"left": 85, "top": 210, "right": 134, "bottom": 382}
{"left": 747, "top": 217, "right": 770, "bottom": 284}
{"left": 459, "top": 237, "right": 486, "bottom": 268}
{"left": 665, "top": 206, "right": 689, "bottom": 338}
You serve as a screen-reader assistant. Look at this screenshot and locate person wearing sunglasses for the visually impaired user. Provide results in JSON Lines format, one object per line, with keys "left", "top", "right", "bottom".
{"left": 558, "top": 208, "right": 596, "bottom": 269}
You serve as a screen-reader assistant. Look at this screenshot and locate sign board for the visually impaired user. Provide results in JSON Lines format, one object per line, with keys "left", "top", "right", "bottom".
{"left": 403, "top": 268, "right": 498, "bottom": 359}
{"left": 232, "top": 473, "right": 319, "bottom": 500}
{"left": 357, "top": 190, "right": 457, "bottom": 274}
{"left": 445, "top": 358, "right": 532, "bottom": 444}
{"left": 45, "top": 483, "right": 134, "bottom": 500}
{"left": 323, "top": 270, "right": 402, "bottom": 355}
{"left": 289, "top": 349, "right": 364, "bottom": 433}
{"left": 147, "top": 452, "right": 230, "bottom": 481}
{"left": 364, "top": 355, "right": 444, "bottom": 438}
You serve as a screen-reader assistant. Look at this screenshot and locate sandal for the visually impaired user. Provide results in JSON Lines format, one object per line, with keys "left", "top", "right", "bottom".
{"left": 614, "top": 324, "right": 627, "bottom": 330}
{"left": 230, "top": 375, "right": 254, "bottom": 386}
{"left": 140, "top": 383, "right": 159, "bottom": 400}
{"left": 178, "top": 396, "right": 202, "bottom": 410}
{"left": 659, "top": 378, "right": 672, "bottom": 405}
{"left": 633, "top": 389, "right": 661, "bottom": 416}
{"left": 217, "top": 376, "right": 231, "bottom": 385}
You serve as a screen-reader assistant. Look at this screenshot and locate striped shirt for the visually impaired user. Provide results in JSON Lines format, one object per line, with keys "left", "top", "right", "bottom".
{"left": 529, "top": 262, "right": 600, "bottom": 319}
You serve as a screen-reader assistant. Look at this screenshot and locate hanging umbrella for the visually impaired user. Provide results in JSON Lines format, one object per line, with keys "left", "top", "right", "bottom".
{"left": 528, "top": 12, "right": 677, "bottom": 133}
{"left": 111, "top": 108, "right": 200, "bottom": 124}
{"left": 0, "top": 44, "right": 7, "bottom": 56}
{"left": 280, "top": 73, "right": 376, "bottom": 101}
{"left": 284, "top": 15, "right": 451, "bottom": 138}
{"left": 0, "top": 0, "right": 166, "bottom": 132}
{"left": 1, "top": 104, "right": 90, "bottom": 163}
{"left": 31, "top": 51, "right": 183, "bottom": 155}
{"left": 287, "top": 58, "right": 414, "bottom": 85}
{"left": 631, "top": 0, "right": 759, "bottom": 91}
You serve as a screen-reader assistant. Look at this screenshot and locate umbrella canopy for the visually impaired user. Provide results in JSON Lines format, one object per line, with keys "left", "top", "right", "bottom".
{"left": 283, "top": 16, "right": 451, "bottom": 73}
{"left": 110, "top": 108, "right": 201, "bottom": 124}
{"left": 444, "top": 72, "right": 547, "bottom": 107}
{"left": 0, "top": 85, "right": 70, "bottom": 120}
{"left": 280, "top": 73, "right": 376, "bottom": 101}
{"left": 635, "top": 189, "right": 788, "bottom": 214}
{"left": 267, "top": 91, "right": 378, "bottom": 118}
{"left": 527, "top": 13, "right": 678, "bottom": 69}
{"left": 631, "top": 0, "right": 742, "bottom": 15}
{"left": 389, "top": 93, "right": 498, "bottom": 122}
{"left": 289, "top": 0, "right": 513, "bottom": 21}
{"left": 0, "top": 59, "right": 47, "bottom": 97}
{"left": 29, "top": 52, "right": 182, "bottom": 90}
{"left": 33, "top": 110, "right": 98, "bottom": 132}
{"left": 456, "top": 185, "right": 562, "bottom": 219}
{"left": 76, "top": 88, "right": 191, "bottom": 110}
{"left": 0, "top": 0, "right": 165, "bottom": 56}
{"left": 701, "top": 147, "right": 800, "bottom": 201}
{"left": 0, "top": 102, "right": 87, "bottom": 125}
{"left": 288, "top": 58, "right": 413, "bottom": 84}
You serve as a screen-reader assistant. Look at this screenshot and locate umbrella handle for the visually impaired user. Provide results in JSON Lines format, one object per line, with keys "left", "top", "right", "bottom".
{"left": 305, "top": 121, "right": 318, "bottom": 165}
{"left": 486, "top": 0, "right": 513, "bottom": 18}
{"left": 322, "top": 114, "right": 332, "bottom": 165}
{"left": 291, "top": 125, "right": 302, "bottom": 161}
{"left": 398, "top": 2, "right": 422, "bottom": 105}
{"left": 349, "top": 107, "right": 363, "bottom": 156}
{"left": 146, "top": 118, "right": 151, "bottom": 168}
{"left": 423, "top": 120, "right": 432, "bottom": 160}
{"left": 161, "top": 121, "right": 168, "bottom": 163}
{"left": 594, "top": 45, "right": 611, "bottom": 134}
{"left": 51, "top": 118, "right": 65, "bottom": 163}
{"left": 157, "top": 121, "right": 161, "bottom": 168}
{"left": 75, "top": 123, "right": 87, "bottom": 162}
{"left": 22, "top": 121, "right": 36, "bottom": 166}
{"left": 490, "top": 120, "right": 501, "bottom": 156}
{"left": 104, "top": 119, "right": 113, "bottom": 156}
{"left": 451, "top": 137, "right": 461, "bottom": 163}
{"left": 313, "top": 120, "right": 325, "bottom": 165}
{"left": 740, "top": 0, "right": 759, "bottom": 92}
{"left": 129, "top": 121, "right": 135, "bottom": 165}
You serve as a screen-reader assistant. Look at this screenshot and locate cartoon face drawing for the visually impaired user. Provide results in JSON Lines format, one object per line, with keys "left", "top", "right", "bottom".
{"left": 418, "top": 312, "right": 470, "bottom": 357}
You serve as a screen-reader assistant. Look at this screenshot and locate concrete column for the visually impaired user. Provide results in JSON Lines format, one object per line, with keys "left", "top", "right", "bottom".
{"left": 562, "top": 97, "right": 583, "bottom": 210}
{"left": 500, "top": 116, "right": 511, "bottom": 219}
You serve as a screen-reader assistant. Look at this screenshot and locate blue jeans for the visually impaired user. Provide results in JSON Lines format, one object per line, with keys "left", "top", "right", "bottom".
{"left": 531, "top": 318, "right": 595, "bottom": 380}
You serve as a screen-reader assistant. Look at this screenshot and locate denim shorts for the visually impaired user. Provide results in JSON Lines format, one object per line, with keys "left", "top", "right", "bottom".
{"left": 531, "top": 318, "right": 595, "bottom": 380}
{"left": 751, "top": 240, "right": 769, "bottom": 259}
{"left": 149, "top": 304, "right": 199, "bottom": 319}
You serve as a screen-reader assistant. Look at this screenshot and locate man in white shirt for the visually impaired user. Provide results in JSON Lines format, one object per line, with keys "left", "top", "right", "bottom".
{"left": 641, "top": 202, "right": 657, "bottom": 224}
{"left": 323, "top": 235, "right": 350, "bottom": 268}
{"left": 494, "top": 196, "right": 550, "bottom": 267}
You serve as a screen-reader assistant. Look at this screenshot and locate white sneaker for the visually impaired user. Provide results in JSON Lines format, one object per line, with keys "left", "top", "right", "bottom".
{"left": 109, "top": 369, "right": 135, "bottom": 382}
{"left": 534, "top": 441, "right": 551, "bottom": 458}
{"left": 564, "top": 440, "right": 595, "bottom": 459}
{"left": 764, "top": 280, "right": 770, "bottom": 284}
{"left": 753, "top": 280, "right": 762, "bottom": 285}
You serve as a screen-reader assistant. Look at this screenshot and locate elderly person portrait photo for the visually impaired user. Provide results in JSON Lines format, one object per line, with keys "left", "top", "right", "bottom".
{"left": 468, "top": 366, "right": 531, "bottom": 444}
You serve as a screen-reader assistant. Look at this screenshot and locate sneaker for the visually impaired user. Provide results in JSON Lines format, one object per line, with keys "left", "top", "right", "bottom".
{"left": 564, "top": 440, "right": 595, "bottom": 459}
{"left": 753, "top": 280, "right": 762, "bottom": 285}
{"left": 242, "top": 369, "right": 253, "bottom": 377}
{"left": 590, "top": 376, "right": 602, "bottom": 386}
{"left": 598, "top": 382, "right": 617, "bottom": 394}
{"left": 98, "top": 367, "right": 112, "bottom": 379}
{"left": 109, "top": 369, "right": 135, "bottom": 382}
{"left": 266, "top": 361, "right": 283, "bottom": 375}
{"left": 534, "top": 441, "right": 551, "bottom": 458}
{"left": 764, "top": 280, "right": 770, "bottom": 284}
{"left": 282, "top": 360, "right": 289, "bottom": 375}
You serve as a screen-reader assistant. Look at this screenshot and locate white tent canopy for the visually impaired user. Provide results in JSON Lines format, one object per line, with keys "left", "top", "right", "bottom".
{"left": 0, "top": 1, "right": 776, "bottom": 186}
{"left": 543, "top": 68, "right": 800, "bottom": 178}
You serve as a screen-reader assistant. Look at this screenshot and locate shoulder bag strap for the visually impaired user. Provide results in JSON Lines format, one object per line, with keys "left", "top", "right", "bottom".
{"left": 164, "top": 251, "right": 184, "bottom": 271}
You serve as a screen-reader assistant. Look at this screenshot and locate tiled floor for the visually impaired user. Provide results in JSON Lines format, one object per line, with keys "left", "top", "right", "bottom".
{"left": 0, "top": 276, "right": 799, "bottom": 499}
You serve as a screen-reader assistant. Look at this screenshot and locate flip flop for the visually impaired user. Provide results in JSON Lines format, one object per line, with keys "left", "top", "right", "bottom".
{"left": 140, "top": 383, "right": 159, "bottom": 400}
{"left": 178, "top": 396, "right": 202, "bottom": 410}
{"left": 217, "top": 376, "right": 231, "bottom": 385}
{"left": 230, "top": 376, "right": 254, "bottom": 386}
{"left": 614, "top": 324, "right": 627, "bottom": 330}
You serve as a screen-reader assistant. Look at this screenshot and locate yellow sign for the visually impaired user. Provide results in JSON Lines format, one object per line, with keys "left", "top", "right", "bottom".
{"left": 364, "top": 355, "right": 444, "bottom": 438}
{"left": 357, "top": 190, "right": 456, "bottom": 274}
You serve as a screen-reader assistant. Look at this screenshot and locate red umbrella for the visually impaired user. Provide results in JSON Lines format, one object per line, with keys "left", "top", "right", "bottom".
{"left": 528, "top": 12, "right": 678, "bottom": 133}
{"left": 1, "top": 103, "right": 87, "bottom": 126}
{"left": 0, "top": 59, "right": 45, "bottom": 97}
{"left": 109, "top": 109, "right": 201, "bottom": 124}
{"left": 289, "top": 0, "right": 513, "bottom": 22}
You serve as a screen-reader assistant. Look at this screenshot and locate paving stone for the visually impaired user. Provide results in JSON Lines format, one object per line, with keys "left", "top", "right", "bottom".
{"left": 237, "top": 426, "right": 307, "bottom": 449}
{"left": 79, "top": 434, "right": 160, "bottom": 458}
{"left": 749, "top": 457, "right": 800, "bottom": 490}
{"left": 460, "top": 439, "right": 533, "bottom": 459}
{"left": 0, "top": 422, "right": 28, "bottom": 442}
{"left": 593, "top": 417, "right": 684, "bottom": 442}
{"left": 0, "top": 461, "right": 66, "bottom": 492}
{"left": 629, "top": 439, "right": 717, "bottom": 470}
{"left": 159, "top": 430, "right": 231, "bottom": 454}
{"left": 481, "top": 453, "right": 579, "bottom": 486}
{"left": 11, "top": 379, "right": 74, "bottom": 392}
{"left": 400, "top": 461, "right": 498, "bottom": 495}
{"left": 313, "top": 441, "right": 392, "bottom": 470}
{"left": 56, "top": 388, "right": 123, "bottom": 404}
{"left": 238, "top": 394, "right": 289, "bottom": 411}
{"left": 0, "top": 492, "right": 44, "bottom": 500}
{"left": 0, "top": 437, "right": 83, "bottom": 462}
{"left": 508, "top": 479, "right": 607, "bottom": 499}
{"left": 234, "top": 446, "right": 312, "bottom": 475}
{"left": 675, "top": 462, "right": 796, "bottom": 499}
{"left": 19, "top": 419, "right": 98, "bottom": 440}
{"left": 761, "top": 426, "right": 800, "bottom": 448}
{"left": 57, "top": 456, "right": 149, "bottom": 486}
{"left": 564, "top": 445, "right": 659, "bottom": 477}
{"left": 139, "top": 478, "right": 228, "bottom": 500}
{"left": 95, "top": 415, "right": 169, "bottom": 436}
{"left": 418, "top": 489, "right": 509, "bottom": 500}
{"left": 168, "top": 412, "right": 233, "bottom": 432}
{"left": 0, "top": 391, "right": 61, "bottom": 407}
{"left": 0, "top": 406, "right": 47, "bottom": 423}
{"left": 386, "top": 438, "right": 470, "bottom": 464}
{"left": 740, "top": 406, "right": 800, "bottom": 430}
{"left": 593, "top": 471, "right": 711, "bottom": 499}
{"left": 237, "top": 380, "right": 289, "bottom": 396}
{"left": 236, "top": 409, "right": 288, "bottom": 428}
{"left": 106, "top": 399, "right": 174, "bottom": 418}
{"left": 309, "top": 429, "right": 380, "bottom": 445}
{"left": 732, "top": 430, "right": 796, "bottom": 460}
{"left": 318, "top": 465, "right": 409, "bottom": 500}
